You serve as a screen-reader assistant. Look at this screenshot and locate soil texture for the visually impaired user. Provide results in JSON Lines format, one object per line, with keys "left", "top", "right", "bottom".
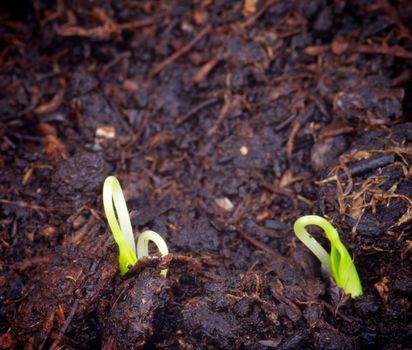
{"left": 0, "top": 1, "right": 411, "bottom": 349}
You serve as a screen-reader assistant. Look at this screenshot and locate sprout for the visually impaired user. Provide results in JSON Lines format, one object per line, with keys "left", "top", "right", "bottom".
{"left": 293, "top": 215, "right": 363, "bottom": 298}
{"left": 103, "top": 176, "right": 169, "bottom": 276}
{"left": 137, "top": 230, "right": 169, "bottom": 278}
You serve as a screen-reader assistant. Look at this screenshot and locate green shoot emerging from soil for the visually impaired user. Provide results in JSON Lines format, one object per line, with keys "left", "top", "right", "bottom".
{"left": 294, "top": 215, "right": 363, "bottom": 298}
{"left": 103, "top": 176, "right": 169, "bottom": 276}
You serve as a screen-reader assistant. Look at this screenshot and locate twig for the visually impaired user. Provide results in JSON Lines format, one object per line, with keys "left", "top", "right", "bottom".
{"left": 192, "top": 58, "right": 220, "bottom": 83}
{"left": 176, "top": 97, "right": 222, "bottom": 125}
{"left": 102, "top": 52, "right": 131, "bottom": 74}
{"left": 352, "top": 44, "right": 412, "bottom": 61}
{"left": 41, "top": 0, "right": 64, "bottom": 26}
{"left": 50, "top": 299, "right": 80, "bottom": 350}
{"left": 12, "top": 256, "right": 50, "bottom": 272}
{"left": 118, "top": 18, "right": 154, "bottom": 32}
{"left": 151, "top": 24, "right": 212, "bottom": 77}
{"left": 0, "top": 199, "right": 71, "bottom": 214}
{"left": 39, "top": 311, "right": 55, "bottom": 350}
{"left": 243, "top": 0, "right": 280, "bottom": 28}
{"left": 286, "top": 113, "right": 302, "bottom": 164}
{"left": 34, "top": 89, "right": 66, "bottom": 116}
{"left": 317, "top": 122, "right": 353, "bottom": 141}
{"left": 207, "top": 74, "right": 232, "bottom": 135}
{"left": 286, "top": 104, "right": 314, "bottom": 165}
{"left": 57, "top": 7, "right": 153, "bottom": 40}
{"left": 275, "top": 113, "right": 297, "bottom": 131}
{"left": 372, "top": 0, "right": 412, "bottom": 39}
{"left": 261, "top": 182, "right": 298, "bottom": 208}
{"left": 236, "top": 228, "right": 287, "bottom": 263}
{"left": 339, "top": 153, "right": 396, "bottom": 179}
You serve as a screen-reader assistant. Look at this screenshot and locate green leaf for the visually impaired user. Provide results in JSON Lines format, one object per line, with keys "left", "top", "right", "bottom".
{"left": 103, "top": 176, "right": 137, "bottom": 275}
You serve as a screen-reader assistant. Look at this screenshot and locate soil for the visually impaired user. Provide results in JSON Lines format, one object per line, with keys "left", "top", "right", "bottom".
{"left": 0, "top": 1, "right": 411, "bottom": 349}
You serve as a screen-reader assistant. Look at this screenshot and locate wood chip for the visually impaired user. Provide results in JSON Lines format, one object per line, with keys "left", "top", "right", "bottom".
{"left": 304, "top": 45, "right": 326, "bottom": 56}
{"left": 38, "top": 122, "right": 68, "bottom": 160}
{"left": 331, "top": 38, "right": 349, "bottom": 55}
{"left": 192, "top": 58, "right": 219, "bottom": 83}
{"left": 34, "top": 89, "right": 65, "bottom": 116}
{"left": 96, "top": 125, "right": 116, "bottom": 139}
{"left": 215, "top": 197, "right": 235, "bottom": 212}
{"left": 374, "top": 276, "right": 390, "bottom": 304}
{"left": 243, "top": 0, "right": 258, "bottom": 17}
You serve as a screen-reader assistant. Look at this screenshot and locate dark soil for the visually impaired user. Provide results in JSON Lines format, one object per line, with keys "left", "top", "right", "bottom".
{"left": 0, "top": 1, "right": 411, "bottom": 349}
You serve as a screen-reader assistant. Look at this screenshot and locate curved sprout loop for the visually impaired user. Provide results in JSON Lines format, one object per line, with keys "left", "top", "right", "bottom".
{"left": 294, "top": 215, "right": 363, "bottom": 298}
{"left": 102, "top": 176, "right": 169, "bottom": 276}
{"left": 137, "top": 230, "right": 169, "bottom": 277}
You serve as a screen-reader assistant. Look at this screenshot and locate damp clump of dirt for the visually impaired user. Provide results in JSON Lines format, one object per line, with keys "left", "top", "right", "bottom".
{"left": 318, "top": 124, "right": 412, "bottom": 346}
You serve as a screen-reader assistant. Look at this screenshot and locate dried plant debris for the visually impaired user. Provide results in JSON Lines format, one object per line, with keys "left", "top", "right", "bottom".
{"left": 318, "top": 123, "right": 412, "bottom": 345}
{"left": 12, "top": 240, "right": 118, "bottom": 348}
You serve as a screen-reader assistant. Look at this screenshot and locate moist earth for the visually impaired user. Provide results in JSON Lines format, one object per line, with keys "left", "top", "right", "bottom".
{"left": 0, "top": 1, "right": 411, "bottom": 349}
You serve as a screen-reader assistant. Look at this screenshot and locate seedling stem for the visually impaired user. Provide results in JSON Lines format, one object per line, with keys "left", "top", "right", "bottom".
{"left": 294, "top": 215, "right": 363, "bottom": 298}
{"left": 103, "top": 176, "right": 169, "bottom": 276}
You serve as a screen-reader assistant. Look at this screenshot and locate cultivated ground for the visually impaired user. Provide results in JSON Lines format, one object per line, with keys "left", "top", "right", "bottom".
{"left": 0, "top": 1, "right": 411, "bottom": 349}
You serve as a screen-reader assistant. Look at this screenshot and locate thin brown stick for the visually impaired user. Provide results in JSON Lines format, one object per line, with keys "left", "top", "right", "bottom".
{"left": 352, "top": 44, "right": 412, "bottom": 61}
{"left": 102, "top": 52, "right": 131, "bottom": 74}
{"left": 243, "top": 0, "right": 280, "bottom": 28}
{"left": 373, "top": 0, "right": 411, "bottom": 39}
{"left": 274, "top": 112, "right": 297, "bottom": 131}
{"left": 12, "top": 256, "right": 51, "bottom": 271}
{"left": 207, "top": 74, "right": 232, "bottom": 135}
{"left": 50, "top": 299, "right": 80, "bottom": 350}
{"left": 57, "top": 7, "right": 153, "bottom": 40}
{"left": 151, "top": 24, "right": 212, "bottom": 77}
{"left": 192, "top": 58, "right": 220, "bottom": 83}
{"left": 118, "top": 18, "right": 155, "bottom": 32}
{"left": 236, "top": 228, "right": 287, "bottom": 264}
{"left": 207, "top": 94, "right": 231, "bottom": 135}
{"left": 286, "top": 113, "right": 302, "bottom": 164}
{"left": 176, "top": 97, "right": 222, "bottom": 125}
{"left": 0, "top": 199, "right": 71, "bottom": 214}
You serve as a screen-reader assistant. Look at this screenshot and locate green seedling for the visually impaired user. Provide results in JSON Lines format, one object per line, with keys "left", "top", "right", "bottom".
{"left": 293, "top": 215, "right": 363, "bottom": 298}
{"left": 103, "top": 176, "right": 169, "bottom": 276}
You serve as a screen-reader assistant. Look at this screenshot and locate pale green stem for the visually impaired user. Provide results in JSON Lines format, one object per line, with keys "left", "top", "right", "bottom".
{"left": 294, "top": 215, "right": 363, "bottom": 298}
{"left": 103, "top": 176, "right": 170, "bottom": 277}
{"left": 293, "top": 215, "right": 334, "bottom": 276}
{"left": 137, "top": 230, "right": 169, "bottom": 277}
{"left": 103, "top": 176, "right": 136, "bottom": 254}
